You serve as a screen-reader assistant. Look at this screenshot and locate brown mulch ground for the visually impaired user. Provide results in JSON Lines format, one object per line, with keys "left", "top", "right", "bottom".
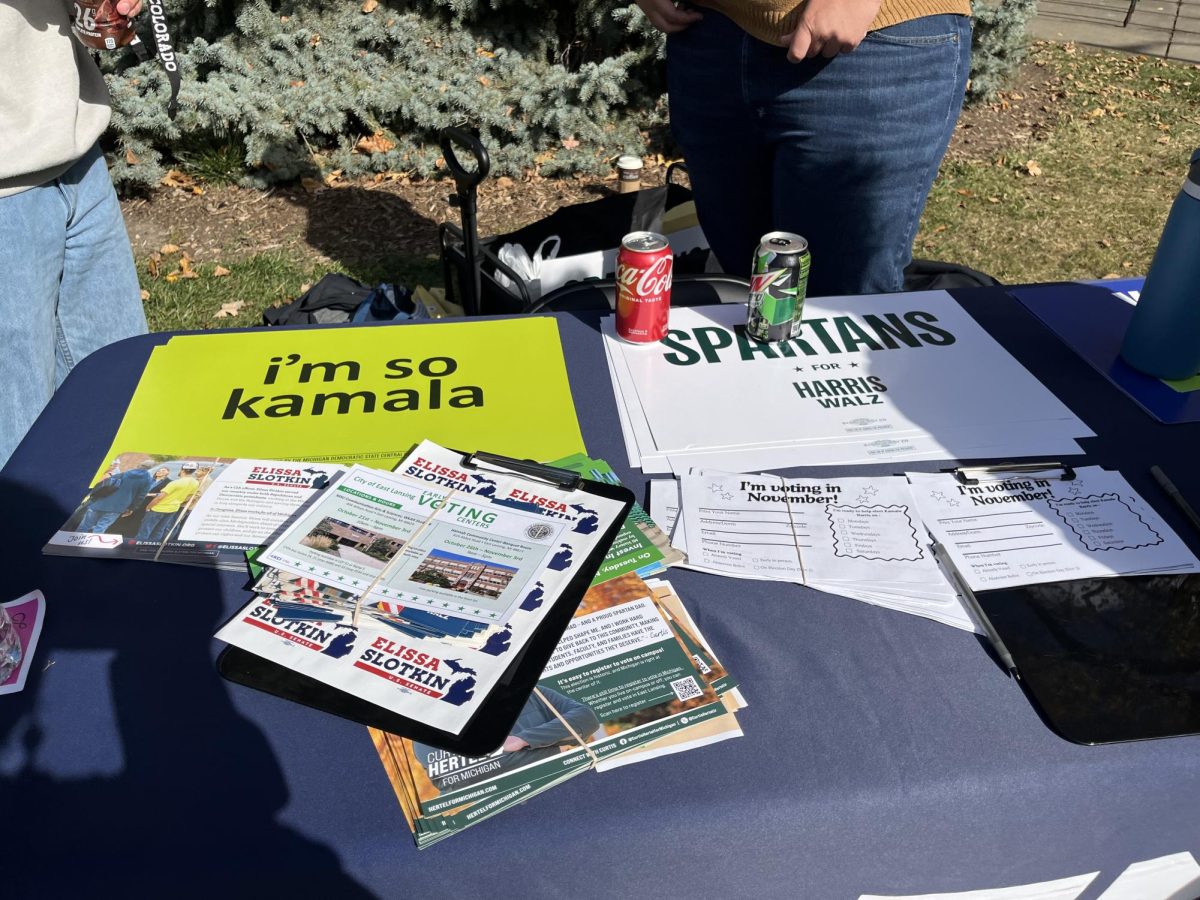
{"left": 121, "top": 57, "right": 1065, "bottom": 267}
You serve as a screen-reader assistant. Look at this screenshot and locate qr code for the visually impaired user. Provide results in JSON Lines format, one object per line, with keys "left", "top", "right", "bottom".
{"left": 670, "top": 676, "right": 703, "bottom": 702}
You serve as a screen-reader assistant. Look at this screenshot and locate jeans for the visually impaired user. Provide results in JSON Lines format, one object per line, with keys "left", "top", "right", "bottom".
{"left": 79, "top": 507, "right": 123, "bottom": 534}
{"left": 137, "top": 510, "right": 174, "bottom": 544}
{"left": 0, "top": 143, "right": 147, "bottom": 468}
{"left": 667, "top": 12, "right": 971, "bottom": 296}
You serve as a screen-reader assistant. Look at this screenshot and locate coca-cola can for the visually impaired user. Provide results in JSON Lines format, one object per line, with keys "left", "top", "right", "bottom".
{"left": 616, "top": 231, "right": 672, "bottom": 343}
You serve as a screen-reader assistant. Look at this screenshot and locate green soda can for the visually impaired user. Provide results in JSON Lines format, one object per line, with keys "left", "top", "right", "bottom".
{"left": 747, "top": 231, "right": 811, "bottom": 343}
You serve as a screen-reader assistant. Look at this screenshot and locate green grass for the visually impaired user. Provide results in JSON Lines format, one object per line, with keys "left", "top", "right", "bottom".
{"left": 140, "top": 252, "right": 442, "bottom": 332}
{"left": 918, "top": 43, "right": 1200, "bottom": 283}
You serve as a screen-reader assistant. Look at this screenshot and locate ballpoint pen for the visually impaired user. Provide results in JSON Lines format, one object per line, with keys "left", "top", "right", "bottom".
{"left": 1150, "top": 465, "right": 1200, "bottom": 540}
{"left": 931, "top": 541, "right": 1020, "bottom": 679}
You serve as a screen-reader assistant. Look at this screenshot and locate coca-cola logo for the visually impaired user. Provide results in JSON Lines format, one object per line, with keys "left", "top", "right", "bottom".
{"left": 618, "top": 256, "right": 673, "bottom": 299}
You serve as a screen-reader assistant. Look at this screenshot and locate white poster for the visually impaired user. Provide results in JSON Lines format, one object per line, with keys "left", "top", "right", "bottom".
{"left": 605, "top": 291, "right": 1093, "bottom": 472}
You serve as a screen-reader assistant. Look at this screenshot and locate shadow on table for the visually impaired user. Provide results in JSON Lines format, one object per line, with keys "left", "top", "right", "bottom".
{"left": 0, "top": 477, "right": 373, "bottom": 896}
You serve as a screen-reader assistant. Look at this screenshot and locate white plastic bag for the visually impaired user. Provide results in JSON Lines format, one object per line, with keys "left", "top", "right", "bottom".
{"left": 494, "top": 236, "right": 561, "bottom": 301}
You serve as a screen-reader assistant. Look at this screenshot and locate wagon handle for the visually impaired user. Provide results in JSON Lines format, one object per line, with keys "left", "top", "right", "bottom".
{"left": 439, "top": 127, "right": 491, "bottom": 315}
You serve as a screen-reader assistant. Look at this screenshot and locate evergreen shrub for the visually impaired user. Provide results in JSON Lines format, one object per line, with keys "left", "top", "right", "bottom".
{"left": 969, "top": 0, "right": 1038, "bottom": 101}
{"left": 102, "top": 1, "right": 1035, "bottom": 188}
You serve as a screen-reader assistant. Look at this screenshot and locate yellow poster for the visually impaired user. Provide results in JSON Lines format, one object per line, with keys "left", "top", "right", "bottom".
{"left": 94, "top": 317, "right": 585, "bottom": 479}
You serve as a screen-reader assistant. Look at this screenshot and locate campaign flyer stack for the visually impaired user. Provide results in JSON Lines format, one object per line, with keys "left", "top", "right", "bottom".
{"left": 45, "top": 455, "right": 346, "bottom": 570}
{"left": 370, "top": 573, "right": 744, "bottom": 848}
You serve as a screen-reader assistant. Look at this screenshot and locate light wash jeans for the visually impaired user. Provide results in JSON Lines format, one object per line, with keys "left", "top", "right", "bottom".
{"left": 0, "top": 142, "right": 147, "bottom": 468}
{"left": 668, "top": 12, "right": 972, "bottom": 296}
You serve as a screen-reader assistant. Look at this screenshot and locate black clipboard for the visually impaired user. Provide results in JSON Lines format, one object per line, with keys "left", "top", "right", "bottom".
{"left": 216, "top": 450, "right": 635, "bottom": 757}
{"left": 936, "top": 463, "right": 1200, "bottom": 745}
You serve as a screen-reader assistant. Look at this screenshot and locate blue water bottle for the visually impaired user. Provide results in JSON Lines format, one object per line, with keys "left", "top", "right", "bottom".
{"left": 1120, "top": 148, "right": 1200, "bottom": 380}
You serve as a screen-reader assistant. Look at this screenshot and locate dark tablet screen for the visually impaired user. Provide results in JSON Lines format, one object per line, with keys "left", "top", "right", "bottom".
{"left": 979, "top": 573, "right": 1200, "bottom": 744}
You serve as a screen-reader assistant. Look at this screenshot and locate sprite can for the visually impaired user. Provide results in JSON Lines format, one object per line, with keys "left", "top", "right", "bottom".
{"left": 747, "top": 231, "right": 811, "bottom": 343}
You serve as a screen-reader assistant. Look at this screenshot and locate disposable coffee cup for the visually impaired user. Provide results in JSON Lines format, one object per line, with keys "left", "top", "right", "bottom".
{"left": 617, "top": 155, "right": 643, "bottom": 194}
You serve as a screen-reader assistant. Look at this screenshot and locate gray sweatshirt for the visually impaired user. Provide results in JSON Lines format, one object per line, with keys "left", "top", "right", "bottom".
{"left": 0, "top": 0, "right": 112, "bottom": 198}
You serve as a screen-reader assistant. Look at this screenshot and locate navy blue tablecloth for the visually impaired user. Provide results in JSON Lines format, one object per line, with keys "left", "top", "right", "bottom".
{"left": 3, "top": 286, "right": 1198, "bottom": 899}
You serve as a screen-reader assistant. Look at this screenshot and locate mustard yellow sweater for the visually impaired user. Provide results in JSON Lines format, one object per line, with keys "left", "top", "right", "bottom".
{"left": 692, "top": 0, "right": 971, "bottom": 45}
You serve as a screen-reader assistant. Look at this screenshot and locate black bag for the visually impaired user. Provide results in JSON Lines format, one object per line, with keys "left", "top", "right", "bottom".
{"left": 262, "top": 274, "right": 374, "bottom": 326}
{"left": 902, "top": 259, "right": 1000, "bottom": 291}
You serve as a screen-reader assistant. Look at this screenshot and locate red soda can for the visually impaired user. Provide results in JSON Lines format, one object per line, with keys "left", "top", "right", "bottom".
{"left": 616, "top": 231, "right": 672, "bottom": 343}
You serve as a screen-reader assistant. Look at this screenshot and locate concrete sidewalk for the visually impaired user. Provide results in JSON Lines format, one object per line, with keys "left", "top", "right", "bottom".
{"left": 1030, "top": 0, "right": 1200, "bottom": 62}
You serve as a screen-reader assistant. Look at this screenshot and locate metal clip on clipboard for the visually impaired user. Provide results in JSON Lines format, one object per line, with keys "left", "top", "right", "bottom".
{"left": 952, "top": 461, "right": 1076, "bottom": 486}
{"left": 461, "top": 450, "right": 582, "bottom": 491}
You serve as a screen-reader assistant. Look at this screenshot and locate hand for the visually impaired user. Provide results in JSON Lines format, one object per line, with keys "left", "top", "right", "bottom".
{"left": 784, "top": 0, "right": 882, "bottom": 60}
{"left": 636, "top": 0, "right": 703, "bottom": 34}
{"left": 501, "top": 735, "right": 529, "bottom": 752}
{"left": 115, "top": 0, "right": 142, "bottom": 17}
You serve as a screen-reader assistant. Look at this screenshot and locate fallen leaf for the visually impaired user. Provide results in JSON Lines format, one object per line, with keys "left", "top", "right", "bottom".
{"left": 310, "top": 33, "right": 321, "bottom": 46}
{"left": 476, "top": 47, "right": 495, "bottom": 58}
{"left": 147, "top": 257, "right": 160, "bottom": 278}
{"left": 164, "top": 272, "right": 179, "bottom": 283}
{"left": 955, "top": 188, "right": 974, "bottom": 197}
{"left": 299, "top": 282, "right": 312, "bottom": 294}
{"left": 289, "top": 79, "right": 305, "bottom": 88}
{"left": 301, "top": 177, "right": 323, "bottom": 193}
{"left": 987, "top": 196, "right": 1000, "bottom": 203}
{"left": 1122, "top": 261, "right": 1133, "bottom": 268}
{"left": 355, "top": 132, "right": 396, "bottom": 155}
{"left": 160, "top": 243, "right": 180, "bottom": 255}
{"left": 160, "top": 169, "right": 195, "bottom": 189}
{"left": 125, "top": 148, "right": 140, "bottom": 166}
{"left": 361, "top": 0, "right": 378, "bottom": 11}
{"left": 1099, "top": 238, "right": 1112, "bottom": 248}
{"left": 139, "top": 289, "right": 150, "bottom": 301}
{"left": 478, "top": 76, "right": 490, "bottom": 87}
{"left": 1025, "top": 160, "right": 1042, "bottom": 176}
{"left": 213, "top": 265, "right": 232, "bottom": 277}
{"left": 562, "top": 138, "right": 580, "bottom": 150}
{"left": 496, "top": 176, "right": 514, "bottom": 189}
{"left": 213, "top": 300, "right": 246, "bottom": 319}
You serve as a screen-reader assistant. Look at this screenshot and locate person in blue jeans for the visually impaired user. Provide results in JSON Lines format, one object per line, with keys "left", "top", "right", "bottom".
{"left": 0, "top": 0, "right": 148, "bottom": 469}
{"left": 78, "top": 461, "right": 155, "bottom": 534}
{"left": 639, "top": 0, "right": 971, "bottom": 296}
